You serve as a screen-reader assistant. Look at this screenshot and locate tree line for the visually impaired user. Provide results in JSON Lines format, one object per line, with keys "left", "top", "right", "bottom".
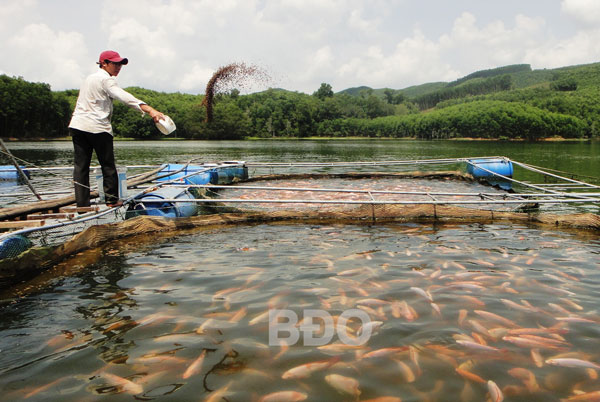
{"left": 0, "top": 75, "right": 71, "bottom": 138}
{"left": 0, "top": 71, "right": 597, "bottom": 141}
{"left": 446, "top": 64, "right": 531, "bottom": 87}
{"left": 414, "top": 74, "right": 514, "bottom": 110}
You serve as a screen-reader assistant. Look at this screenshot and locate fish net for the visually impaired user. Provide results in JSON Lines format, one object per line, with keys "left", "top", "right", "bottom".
{"left": 1, "top": 161, "right": 599, "bottom": 289}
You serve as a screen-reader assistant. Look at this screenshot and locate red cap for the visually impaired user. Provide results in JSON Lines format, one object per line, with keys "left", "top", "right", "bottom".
{"left": 98, "top": 50, "right": 129, "bottom": 65}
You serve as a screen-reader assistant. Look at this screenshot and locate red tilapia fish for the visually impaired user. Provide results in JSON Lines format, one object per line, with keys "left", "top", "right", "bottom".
{"left": 19, "top": 211, "right": 600, "bottom": 402}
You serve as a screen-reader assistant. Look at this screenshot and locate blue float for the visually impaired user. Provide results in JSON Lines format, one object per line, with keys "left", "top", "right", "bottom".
{"left": 467, "top": 158, "right": 513, "bottom": 190}
{"left": 125, "top": 186, "right": 198, "bottom": 219}
{"left": 156, "top": 164, "right": 213, "bottom": 185}
{"left": 0, "top": 165, "right": 31, "bottom": 182}
{"left": 0, "top": 235, "right": 32, "bottom": 259}
{"left": 157, "top": 163, "right": 248, "bottom": 185}
{"left": 467, "top": 159, "right": 513, "bottom": 178}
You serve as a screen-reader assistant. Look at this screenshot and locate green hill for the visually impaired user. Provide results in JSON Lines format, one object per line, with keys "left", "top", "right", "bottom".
{"left": 338, "top": 62, "right": 600, "bottom": 100}
{"left": 398, "top": 82, "right": 447, "bottom": 98}
{"left": 3, "top": 60, "right": 599, "bottom": 140}
{"left": 336, "top": 86, "right": 374, "bottom": 97}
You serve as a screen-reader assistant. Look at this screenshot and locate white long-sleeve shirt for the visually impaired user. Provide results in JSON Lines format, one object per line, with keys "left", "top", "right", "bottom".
{"left": 69, "top": 69, "right": 146, "bottom": 135}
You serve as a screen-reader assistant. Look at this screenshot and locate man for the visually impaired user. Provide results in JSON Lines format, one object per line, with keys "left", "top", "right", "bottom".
{"left": 69, "top": 50, "right": 165, "bottom": 207}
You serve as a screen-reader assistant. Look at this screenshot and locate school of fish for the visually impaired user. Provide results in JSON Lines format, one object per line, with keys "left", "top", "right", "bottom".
{"left": 218, "top": 177, "right": 512, "bottom": 212}
{"left": 1, "top": 218, "right": 599, "bottom": 401}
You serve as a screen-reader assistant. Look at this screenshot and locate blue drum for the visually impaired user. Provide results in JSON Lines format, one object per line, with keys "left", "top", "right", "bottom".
{"left": 125, "top": 186, "right": 198, "bottom": 219}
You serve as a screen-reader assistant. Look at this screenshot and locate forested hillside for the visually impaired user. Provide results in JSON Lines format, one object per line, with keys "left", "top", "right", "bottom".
{"left": 1, "top": 61, "right": 599, "bottom": 141}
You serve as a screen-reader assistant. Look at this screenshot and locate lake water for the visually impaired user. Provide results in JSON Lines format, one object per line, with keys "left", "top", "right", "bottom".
{"left": 0, "top": 140, "right": 599, "bottom": 401}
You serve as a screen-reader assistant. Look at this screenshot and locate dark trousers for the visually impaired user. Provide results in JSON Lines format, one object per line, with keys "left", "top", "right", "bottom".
{"left": 71, "top": 128, "right": 119, "bottom": 207}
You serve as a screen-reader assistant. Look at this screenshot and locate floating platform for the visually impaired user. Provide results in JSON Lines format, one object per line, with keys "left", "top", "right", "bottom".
{"left": 0, "top": 158, "right": 598, "bottom": 285}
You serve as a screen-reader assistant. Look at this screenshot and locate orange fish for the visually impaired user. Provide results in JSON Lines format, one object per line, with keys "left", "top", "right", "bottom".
{"left": 471, "top": 333, "right": 486, "bottom": 345}
{"left": 325, "top": 374, "right": 361, "bottom": 398}
{"left": 487, "top": 380, "right": 504, "bottom": 402}
{"left": 399, "top": 301, "right": 417, "bottom": 321}
{"left": 409, "top": 345, "right": 422, "bottom": 376}
{"left": 455, "top": 340, "right": 499, "bottom": 353}
{"left": 409, "top": 287, "right": 433, "bottom": 302}
{"left": 317, "top": 343, "right": 364, "bottom": 353}
{"left": 501, "top": 299, "right": 538, "bottom": 313}
{"left": 363, "top": 347, "right": 408, "bottom": 359}
{"left": 474, "top": 310, "right": 517, "bottom": 328}
{"left": 508, "top": 367, "right": 539, "bottom": 392}
{"left": 455, "top": 368, "right": 486, "bottom": 384}
{"left": 565, "top": 390, "right": 600, "bottom": 401}
{"left": 204, "top": 381, "right": 233, "bottom": 402}
{"left": 517, "top": 334, "right": 569, "bottom": 348}
{"left": 502, "top": 336, "right": 565, "bottom": 350}
{"left": 468, "top": 319, "right": 492, "bottom": 338}
{"left": 249, "top": 310, "right": 271, "bottom": 326}
{"left": 458, "top": 309, "right": 468, "bottom": 326}
{"left": 229, "top": 306, "right": 248, "bottom": 323}
{"left": 530, "top": 348, "right": 544, "bottom": 367}
{"left": 258, "top": 391, "right": 308, "bottom": 402}
{"left": 23, "top": 377, "right": 67, "bottom": 399}
{"left": 356, "top": 298, "right": 390, "bottom": 306}
{"left": 183, "top": 350, "right": 206, "bottom": 379}
{"left": 507, "top": 327, "right": 568, "bottom": 336}
{"left": 545, "top": 358, "right": 600, "bottom": 370}
{"left": 281, "top": 357, "right": 339, "bottom": 379}
{"left": 102, "top": 373, "right": 143, "bottom": 395}
{"left": 457, "top": 295, "right": 486, "bottom": 307}
{"left": 396, "top": 360, "right": 416, "bottom": 383}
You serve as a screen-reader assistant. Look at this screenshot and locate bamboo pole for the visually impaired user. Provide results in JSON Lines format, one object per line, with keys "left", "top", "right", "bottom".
{"left": 0, "top": 138, "right": 43, "bottom": 200}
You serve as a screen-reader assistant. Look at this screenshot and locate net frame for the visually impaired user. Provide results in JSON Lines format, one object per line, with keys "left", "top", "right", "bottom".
{"left": 0, "top": 157, "right": 599, "bottom": 289}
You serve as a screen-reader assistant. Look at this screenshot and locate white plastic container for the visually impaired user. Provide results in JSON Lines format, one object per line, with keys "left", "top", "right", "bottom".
{"left": 95, "top": 167, "right": 127, "bottom": 202}
{"left": 155, "top": 115, "right": 176, "bottom": 135}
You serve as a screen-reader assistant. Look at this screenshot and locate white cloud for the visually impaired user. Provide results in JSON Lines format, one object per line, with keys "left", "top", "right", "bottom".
{"left": 335, "top": 11, "right": 550, "bottom": 90}
{"left": 348, "top": 9, "right": 381, "bottom": 34}
{"left": 5, "top": 23, "right": 88, "bottom": 88}
{"left": 1, "top": 1, "right": 598, "bottom": 94}
{"left": 179, "top": 62, "right": 215, "bottom": 93}
{"left": 561, "top": 0, "right": 600, "bottom": 26}
{"left": 0, "top": 0, "right": 37, "bottom": 31}
{"left": 526, "top": 29, "right": 600, "bottom": 68}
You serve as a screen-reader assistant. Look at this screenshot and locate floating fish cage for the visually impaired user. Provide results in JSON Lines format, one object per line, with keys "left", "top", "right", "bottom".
{"left": 0, "top": 157, "right": 599, "bottom": 287}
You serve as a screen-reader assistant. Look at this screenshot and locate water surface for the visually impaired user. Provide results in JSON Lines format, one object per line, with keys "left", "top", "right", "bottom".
{"left": 0, "top": 223, "right": 599, "bottom": 401}
{"left": 0, "top": 140, "right": 599, "bottom": 401}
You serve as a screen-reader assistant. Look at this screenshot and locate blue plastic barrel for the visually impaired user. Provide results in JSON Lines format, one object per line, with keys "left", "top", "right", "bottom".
{"left": 467, "top": 159, "right": 513, "bottom": 178}
{"left": 125, "top": 186, "right": 198, "bottom": 219}
{"left": 157, "top": 164, "right": 212, "bottom": 185}
{"left": 467, "top": 158, "right": 513, "bottom": 190}
{"left": 0, "top": 165, "right": 31, "bottom": 182}
{"left": 0, "top": 235, "right": 32, "bottom": 259}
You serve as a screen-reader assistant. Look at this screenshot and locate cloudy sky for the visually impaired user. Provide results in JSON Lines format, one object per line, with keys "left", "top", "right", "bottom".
{"left": 1, "top": 0, "right": 599, "bottom": 95}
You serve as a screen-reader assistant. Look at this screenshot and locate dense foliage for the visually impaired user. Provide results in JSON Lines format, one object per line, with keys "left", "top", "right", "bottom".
{"left": 414, "top": 75, "right": 514, "bottom": 110}
{"left": 1, "top": 61, "right": 599, "bottom": 141}
{"left": 446, "top": 64, "right": 531, "bottom": 87}
{"left": 0, "top": 75, "right": 71, "bottom": 138}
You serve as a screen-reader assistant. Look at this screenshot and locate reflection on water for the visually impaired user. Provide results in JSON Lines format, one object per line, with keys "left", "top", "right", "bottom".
{"left": 0, "top": 223, "right": 599, "bottom": 401}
